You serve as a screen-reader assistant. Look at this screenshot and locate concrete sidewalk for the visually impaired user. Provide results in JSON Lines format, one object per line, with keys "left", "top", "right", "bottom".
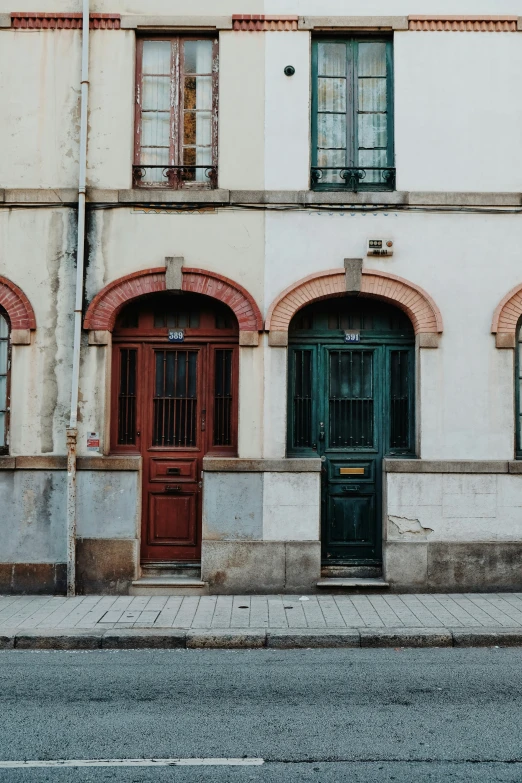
{"left": 2, "top": 593, "right": 522, "bottom": 649}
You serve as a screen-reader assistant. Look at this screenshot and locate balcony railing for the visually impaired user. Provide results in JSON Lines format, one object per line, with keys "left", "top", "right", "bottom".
{"left": 311, "top": 167, "right": 396, "bottom": 193}
{"left": 132, "top": 165, "right": 218, "bottom": 190}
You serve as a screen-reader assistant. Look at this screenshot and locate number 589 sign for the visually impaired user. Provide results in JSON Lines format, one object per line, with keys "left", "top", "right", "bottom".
{"left": 168, "top": 329, "right": 185, "bottom": 343}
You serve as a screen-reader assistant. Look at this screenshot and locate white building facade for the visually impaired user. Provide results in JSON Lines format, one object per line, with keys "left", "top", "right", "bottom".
{"left": 1, "top": 1, "right": 522, "bottom": 594}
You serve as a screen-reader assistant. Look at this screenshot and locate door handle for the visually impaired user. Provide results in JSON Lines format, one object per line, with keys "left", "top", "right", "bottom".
{"left": 201, "top": 409, "right": 206, "bottom": 432}
{"left": 318, "top": 422, "right": 325, "bottom": 441}
{"left": 342, "top": 484, "right": 360, "bottom": 493}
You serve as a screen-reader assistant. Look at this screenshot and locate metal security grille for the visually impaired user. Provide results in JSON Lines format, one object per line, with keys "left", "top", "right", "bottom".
{"left": 153, "top": 350, "right": 198, "bottom": 447}
{"left": 117, "top": 349, "right": 137, "bottom": 445}
{"left": 213, "top": 349, "right": 233, "bottom": 446}
{"left": 0, "top": 313, "right": 8, "bottom": 451}
{"left": 329, "top": 351, "right": 374, "bottom": 448}
{"left": 390, "top": 350, "right": 410, "bottom": 450}
{"left": 292, "top": 350, "right": 313, "bottom": 448}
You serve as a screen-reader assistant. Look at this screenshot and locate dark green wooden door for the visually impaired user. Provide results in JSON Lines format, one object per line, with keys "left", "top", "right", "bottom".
{"left": 288, "top": 298, "right": 415, "bottom": 565}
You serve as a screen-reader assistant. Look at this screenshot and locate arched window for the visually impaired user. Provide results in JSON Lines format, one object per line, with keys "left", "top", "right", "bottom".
{"left": 517, "top": 318, "right": 522, "bottom": 458}
{"left": 0, "top": 309, "right": 9, "bottom": 454}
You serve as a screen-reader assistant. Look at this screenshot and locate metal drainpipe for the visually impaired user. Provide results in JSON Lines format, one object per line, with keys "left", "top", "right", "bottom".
{"left": 67, "top": 0, "right": 90, "bottom": 596}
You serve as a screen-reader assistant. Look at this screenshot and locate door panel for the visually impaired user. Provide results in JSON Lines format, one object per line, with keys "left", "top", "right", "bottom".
{"left": 142, "top": 346, "right": 203, "bottom": 562}
{"left": 323, "top": 347, "right": 382, "bottom": 564}
{"left": 148, "top": 492, "right": 198, "bottom": 546}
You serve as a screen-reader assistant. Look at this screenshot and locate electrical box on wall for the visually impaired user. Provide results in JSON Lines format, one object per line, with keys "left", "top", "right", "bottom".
{"left": 367, "top": 239, "right": 394, "bottom": 257}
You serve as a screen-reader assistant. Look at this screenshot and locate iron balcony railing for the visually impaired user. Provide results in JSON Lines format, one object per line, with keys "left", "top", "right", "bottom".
{"left": 311, "top": 166, "right": 396, "bottom": 193}
{"left": 132, "top": 165, "right": 218, "bottom": 190}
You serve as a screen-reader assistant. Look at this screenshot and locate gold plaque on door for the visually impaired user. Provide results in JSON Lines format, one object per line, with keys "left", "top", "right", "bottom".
{"left": 340, "top": 467, "right": 365, "bottom": 475}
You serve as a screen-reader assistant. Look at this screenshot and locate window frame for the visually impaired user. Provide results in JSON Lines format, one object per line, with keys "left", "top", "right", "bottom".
{"left": 133, "top": 35, "right": 219, "bottom": 190}
{"left": 311, "top": 35, "right": 395, "bottom": 193}
{"left": 0, "top": 308, "right": 11, "bottom": 456}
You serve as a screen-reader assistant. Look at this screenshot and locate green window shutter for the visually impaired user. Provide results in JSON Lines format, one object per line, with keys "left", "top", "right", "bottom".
{"left": 311, "top": 38, "right": 394, "bottom": 192}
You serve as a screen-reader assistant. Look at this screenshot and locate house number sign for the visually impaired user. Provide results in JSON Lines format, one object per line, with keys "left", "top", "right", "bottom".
{"left": 344, "top": 331, "right": 360, "bottom": 343}
{"left": 168, "top": 329, "right": 185, "bottom": 343}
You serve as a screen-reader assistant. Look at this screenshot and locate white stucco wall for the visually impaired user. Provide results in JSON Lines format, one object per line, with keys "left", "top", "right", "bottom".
{"left": 0, "top": 209, "right": 75, "bottom": 455}
{"left": 395, "top": 32, "right": 522, "bottom": 193}
{"left": 0, "top": 31, "right": 80, "bottom": 189}
{"left": 87, "top": 30, "right": 135, "bottom": 190}
{"left": 264, "top": 32, "right": 310, "bottom": 191}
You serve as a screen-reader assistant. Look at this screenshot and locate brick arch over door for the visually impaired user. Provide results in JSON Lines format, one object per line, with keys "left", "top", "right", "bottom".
{"left": 84, "top": 267, "right": 263, "bottom": 344}
{"left": 266, "top": 269, "right": 443, "bottom": 345}
{"left": 0, "top": 276, "right": 37, "bottom": 331}
{"left": 491, "top": 283, "right": 522, "bottom": 348}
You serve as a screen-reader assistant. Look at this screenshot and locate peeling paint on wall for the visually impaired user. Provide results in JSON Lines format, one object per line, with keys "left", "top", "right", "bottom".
{"left": 388, "top": 515, "right": 434, "bottom": 538}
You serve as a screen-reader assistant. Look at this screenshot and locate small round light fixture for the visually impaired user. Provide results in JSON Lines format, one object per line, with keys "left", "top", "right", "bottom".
{"left": 284, "top": 65, "right": 295, "bottom": 76}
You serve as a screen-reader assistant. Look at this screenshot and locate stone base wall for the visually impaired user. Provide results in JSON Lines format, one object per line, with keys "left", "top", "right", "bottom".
{"left": 0, "top": 460, "right": 140, "bottom": 595}
{"left": 385, "top": 466, "right": 522, "bottom": 591}
{"left": 201, "top": 541, "right": 321, "bottom": 594}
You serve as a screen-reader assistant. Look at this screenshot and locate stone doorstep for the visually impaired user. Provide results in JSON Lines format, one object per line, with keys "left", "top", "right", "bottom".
{"left": 3, "top": 627, "right": 522, "bottom": 650}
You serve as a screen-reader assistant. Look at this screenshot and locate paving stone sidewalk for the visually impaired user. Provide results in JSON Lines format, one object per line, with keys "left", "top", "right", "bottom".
{"left": 2, "top": 593, "right": 522, "bottom": 648}
{"left": 3, "top": 592, "right": 522, "bottom": 631}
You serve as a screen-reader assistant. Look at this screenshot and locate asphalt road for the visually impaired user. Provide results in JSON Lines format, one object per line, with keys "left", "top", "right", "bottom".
{"left": 1, "top": 648, "right": 522, "bottom": 782}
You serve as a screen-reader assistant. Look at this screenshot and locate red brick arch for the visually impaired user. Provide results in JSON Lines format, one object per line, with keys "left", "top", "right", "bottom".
{"left": 266, "top": 269, "right": 443, "bottom": 342}
{"left": 83, "top": 267, "right": 263, "bottom": 334}
{"left": 491, "top": 283, "right": 522, "bottom": 348}
{"left": 0, "top": 276, "right": 36, "bottom": 330}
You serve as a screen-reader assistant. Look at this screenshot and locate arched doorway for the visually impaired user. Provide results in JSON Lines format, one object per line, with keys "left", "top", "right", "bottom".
{"left": 111, "top": 292, "right": 239, "bottom": 564}
{"left": 287, "top": 297, "right": 415, "bottom": 567}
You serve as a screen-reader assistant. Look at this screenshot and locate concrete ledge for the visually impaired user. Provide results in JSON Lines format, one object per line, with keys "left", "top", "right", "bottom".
{"left": 120, "top": 15, "right": 233, "bottom": 30}
{"left": 88, "top": 330, "right": 111, "bottom": 346}
{"left": 203, "top": 458, "right": 321, "bottom": 472}
{"left": 10, "top": 329, "right": 31, "bottom": 345}
{"left": 0, "top": 13, "right": 11, "bottom": 27}
{"left": 187, "top": 630, "right": 266, "bottom": 649}
{"left": 14, "top": 456, "right": 67, "bottom": 470}
{"left": 15, "top": 630, "right": 104, "bottom": 650}
{"left": 3, "top": 189, "right": 77, "bottom": 204}
{"left": 360, "top": 628, "right": 453, "bottom": 648}
{"left": 452, "top": 628, "right": 522, "bottom": 647}
{"left": 77, "top": 456, "right": 141, "bottom": 471}
{"left": 509, "top": 461, "right": 522, "bottom": 473}
{"left": 266, "top": 629, "right": 360, "bottom": 648}
{"left": 102, "top": 629, "right": 186, "bottom": 649}
{"left": 298, "top": 16, "right": 409, "bottom": 30}
{"left": 118, "top": 189, "right": 229, "bottom": 204}
{"left": 384, "top": 459, "right": 510, "bottom": 474}
{"left": 0, "top": 456, "right": 141, "bottom": 471}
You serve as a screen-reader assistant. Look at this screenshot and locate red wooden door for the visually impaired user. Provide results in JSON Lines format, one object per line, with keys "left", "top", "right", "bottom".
{"left": 111, "top": 294, "right": 239, "bottom": 564}
{"left": 142, "top": 345, "right": 204, "bottom": 562}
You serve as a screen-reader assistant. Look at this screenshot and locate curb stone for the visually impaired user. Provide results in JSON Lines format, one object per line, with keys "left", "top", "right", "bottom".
{"left": 2, "top": 627, "right": 522, "bottom": 651}
{"left": 360, "top": 628, "right": 453, "bottom": 648}
{"left": 102, "top": 629, "right": 186, "bottom": 649}
{"left": 0, "top": 631, "right": 15, "bottom": 650}
{"left": 452, "top": 628, "right": 522, "bottom": 647}
{"left": 15, "top": 629, "right": 104, "bottom": 650}
{"left": 266, "top": 629, "right": 360, "bottom": 648}
{"left": 187, "top": 630, "right": 266, "bottom": 648}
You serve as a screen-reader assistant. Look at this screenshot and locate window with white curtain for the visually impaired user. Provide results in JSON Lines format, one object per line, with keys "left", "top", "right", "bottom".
{"left": 311, "top": 38, "right": 395, "bottom": 192}
{"left": 0, "top": 310, "right": 9, "bottom": 453}
{"left": 134, "top": 37, "right": 218, "bottom": 189}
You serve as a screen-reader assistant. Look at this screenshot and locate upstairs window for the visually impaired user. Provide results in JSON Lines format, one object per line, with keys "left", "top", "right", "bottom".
{"left": 134, "top": 37, "right": 218, "bottom": 189}
{"left": 311, "top": 38, "right": 394, "bottom": 192}
{"left": 0, "top": 310, "right": 9, "bottom": 454}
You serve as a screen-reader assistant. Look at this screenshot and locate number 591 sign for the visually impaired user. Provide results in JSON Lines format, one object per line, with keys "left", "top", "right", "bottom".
{"left": 344, "top": 331, "right": 360, "bottom": 343}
